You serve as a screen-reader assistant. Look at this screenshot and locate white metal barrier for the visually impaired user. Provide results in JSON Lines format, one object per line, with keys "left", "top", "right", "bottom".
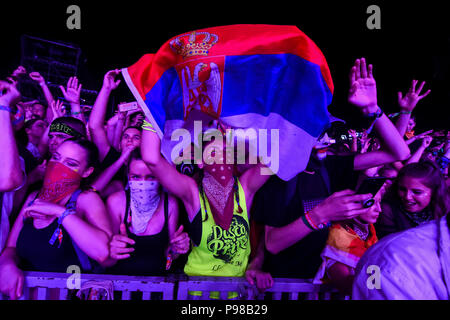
{"left": 0, "top": 272, "right": 348, "bottom": 300}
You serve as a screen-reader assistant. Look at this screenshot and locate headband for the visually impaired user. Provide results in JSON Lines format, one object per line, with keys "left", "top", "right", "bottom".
{"left": 49, "top": 122, "right": 84, "bottom": 138}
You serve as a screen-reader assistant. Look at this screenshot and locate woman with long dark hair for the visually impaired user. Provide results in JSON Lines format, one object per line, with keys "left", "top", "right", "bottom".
{"left": 376, "top": 160, "right": 450, "bottom": 239}
{"left": 0, "top": 138, "right": 112, "bottom": 300}
{"left": 106, "top": 148, "right": 190, "bottom": 276}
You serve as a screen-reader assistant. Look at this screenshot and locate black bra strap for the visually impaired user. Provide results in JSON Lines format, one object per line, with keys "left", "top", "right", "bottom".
{"left": 123, "top": 188, "right": 132, "bottom": 236}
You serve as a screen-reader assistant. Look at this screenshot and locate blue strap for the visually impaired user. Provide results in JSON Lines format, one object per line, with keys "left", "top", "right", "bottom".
{"left": 65, "top": 189, "right": 93, "bottom": 272}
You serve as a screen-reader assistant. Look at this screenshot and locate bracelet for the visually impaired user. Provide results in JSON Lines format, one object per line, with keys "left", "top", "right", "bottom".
{"left": 364, "top": 107, "right": 384, "bottom": 119}
{"left": 57, "top": 208, "right": 76, "bottom": 225}
{"left": 49, "top": 209, "right": 76, "bottom": 247}
{"left": 0, "top": 105, "right": 12, "bottom": 113}
{"left": 301, "top": 214, "right": 316, "bottom": 231}
{"left": 142, "top": 119, "right": 157, "bottom": 133}
{"left": 365, "top": 107, "right": 384, "bottom": 134}
{"left": 303, "top": 211, "right": 331, "bottom": 231}
{"left": 71, "top": 111, "right": 83, "bottom": 116}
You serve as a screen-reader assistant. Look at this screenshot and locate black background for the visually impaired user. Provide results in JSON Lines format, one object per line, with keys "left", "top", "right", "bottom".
{"left": 1, "top": 0, "right": 449, "bottom": 131}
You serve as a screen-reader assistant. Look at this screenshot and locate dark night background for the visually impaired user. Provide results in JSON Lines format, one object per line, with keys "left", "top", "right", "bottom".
{"left": 1, "top": 0, "right": 448, "bottom": 131}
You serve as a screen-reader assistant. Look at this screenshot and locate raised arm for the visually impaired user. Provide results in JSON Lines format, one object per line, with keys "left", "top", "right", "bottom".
{"left": 112, "top": 111, "right": 126, "bottom": 150}
{"left": 239, "top": 163, "right": 271, "bottom": 202}
{"left": 37, "top": 100, "right": 66, "bottom": 157}
{"left": 90, "top": 145, "right": 135, "bottom": 195}
{"left": 60, "top": 76, "right": 84, "bottom": 123}
{"left": 0, "top": 81, "right": 24, "bottom": 191}
{"left": 29, "top": 72, "right": 55, "bottom": 122}
{"left": 395, "top": 80, "right": 430, "bottom": 138}
{"left": 88, "top": 70, "right": 121, "bottom": 161}
{"left": 347, "top": 58, "right": 410, "bottom": 171}
{"left": 405, "top": 135, "right": 433, "bottom": 165}
{"left": 140, "top": 121, "right": 199, "bottom": 220}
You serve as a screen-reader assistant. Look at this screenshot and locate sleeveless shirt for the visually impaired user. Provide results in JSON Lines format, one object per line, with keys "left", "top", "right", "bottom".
{"left": 107, "top": 190, "right": 169, "bottom": 276}
{"left": 184, "top": 179, "right": 251, "bottom": 277}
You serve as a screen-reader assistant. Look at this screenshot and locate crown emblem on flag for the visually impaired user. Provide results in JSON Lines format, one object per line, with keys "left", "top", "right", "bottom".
{"left": 170, "top": 31, "right": 219, "bottom": 58}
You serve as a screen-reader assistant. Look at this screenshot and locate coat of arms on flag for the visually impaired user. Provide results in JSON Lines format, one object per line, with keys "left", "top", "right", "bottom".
{"left": 121, "top": 24, "right": 334, "bottom": 181}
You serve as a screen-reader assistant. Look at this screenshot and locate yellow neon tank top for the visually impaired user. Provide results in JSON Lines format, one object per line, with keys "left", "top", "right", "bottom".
{"left": 184, "top": 178, "right": 251, "bottom": 277}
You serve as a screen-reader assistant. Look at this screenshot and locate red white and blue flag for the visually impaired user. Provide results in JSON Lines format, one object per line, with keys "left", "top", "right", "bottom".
{"left": 122, "top": 24, "right": 333, "bottom": 181}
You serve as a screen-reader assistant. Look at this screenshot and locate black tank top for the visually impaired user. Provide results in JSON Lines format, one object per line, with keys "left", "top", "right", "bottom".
{"left": 107, "top": 190, "right": 169, "bottom": 276}
{"left": 16, "top": 195, "right": 81, "bottom": 272}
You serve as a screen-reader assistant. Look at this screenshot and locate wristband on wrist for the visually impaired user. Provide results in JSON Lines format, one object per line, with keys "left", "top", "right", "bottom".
{"left": 301, "top": 214, "right": 316, "bottom": 231}
{"left": 58, "top": 208, "right": 76, "bottom": 224}
{"left": 364, "top": 107, "right": 383, "bottom": 119}
{"left": 0, "top": 105, "right": 12, "bottom": 113}
{"left": 142, "top": 119, "right": 157, "bottom": 133}
{"left": 303, "top": 211, "right": 331, "bottom": 231}
{"left": 71, "top": 111, "right": 83, "bottom": 116}
{"left": 365, "top": 107, "right": 384, "bottom": 134}
{"left": 49, "top": 209, "right": 76, "bottom": 247}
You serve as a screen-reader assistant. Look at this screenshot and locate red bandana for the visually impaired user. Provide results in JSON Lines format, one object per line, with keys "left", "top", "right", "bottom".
{"left": 202, "top": 163, "right": 235, "bottom": 230}
{"left": 38, "top": 161, "right": 81, "bottom": 203}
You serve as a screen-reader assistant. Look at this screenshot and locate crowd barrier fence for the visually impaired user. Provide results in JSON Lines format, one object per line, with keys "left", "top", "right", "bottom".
{"left": 0, "top": 271, "right": 349, "bottom": 300}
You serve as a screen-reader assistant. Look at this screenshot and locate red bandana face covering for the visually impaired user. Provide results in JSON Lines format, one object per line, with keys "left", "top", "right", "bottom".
{"left": 202, "top": 162, "right": 235, "bottom": 230}
{"left": 38, "top": 161, "right": 82, "bottom": 203}
{"left": 405, "top": 130, "right": 415, "bottom": 140}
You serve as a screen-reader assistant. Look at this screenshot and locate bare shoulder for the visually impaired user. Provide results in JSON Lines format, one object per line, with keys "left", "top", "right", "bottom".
{"left": 77, "top": 190, "right": 104, "bottom": 205}
{"left": 106, "top": 190, "right": 126, "bottom": 207}
{"left": 76, "top": 190, "right": 109, "bottom": 217}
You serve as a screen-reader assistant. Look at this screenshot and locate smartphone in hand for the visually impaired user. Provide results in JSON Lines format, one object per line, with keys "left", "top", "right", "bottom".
{"left": 356, "top": 177, "right": 388, "bottom": 208}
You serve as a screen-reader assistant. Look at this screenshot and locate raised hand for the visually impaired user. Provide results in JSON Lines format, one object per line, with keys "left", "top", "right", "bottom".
{"left": 60, "top": 76, "right": 82, "bottom": 105}
{"left": 7, "top": 66, "right": 27, "bottom": 86}
{"left": 0, "top": 80, "right": 21, "bottom": 107}
{"left": 348, "top": 129, "right": 357, "bottom": 139}
{"left": 420, "top": 135, "right": 433, "bottom": 149}
{"left": 50, "top": 100, "right": 66, "bottom": 119}
{"left": 398, "top": 80, "right": 431, "bottom": 112}
{"left": 11, "top": 66, "right": 27, "bottom": 78}
{"left": 348, "top": 58, "right": 378, "bottom": 113}
{"left": 109, "top": 223, "right": 135, "bottom": 260}
{"left": 102, "top": 69, "right": 121, "bottom": 91}
{"left": 29, "top": 72, "right": 46, "bottom": 86}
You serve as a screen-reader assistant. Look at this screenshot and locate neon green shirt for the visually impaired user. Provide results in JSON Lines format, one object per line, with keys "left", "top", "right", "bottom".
{"left": 184, "top": 178, "right": 251, "bottom": 277}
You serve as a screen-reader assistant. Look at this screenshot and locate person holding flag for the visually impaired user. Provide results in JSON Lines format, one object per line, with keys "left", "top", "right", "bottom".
{"left": 121, "top": 24, "right": 339, "bottom": 297}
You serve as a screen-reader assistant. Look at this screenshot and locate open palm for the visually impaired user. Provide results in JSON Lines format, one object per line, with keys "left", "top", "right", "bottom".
{"left": 348, "top": 58, "right": 377, "bottom": 109}
{"left": 60, "top": 76, "right": 82, "bottom": 104}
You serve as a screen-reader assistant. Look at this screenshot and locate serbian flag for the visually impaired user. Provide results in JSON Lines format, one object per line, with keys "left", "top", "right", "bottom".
{"left": 122, "top": 24, "right": 333, "bottom": 181}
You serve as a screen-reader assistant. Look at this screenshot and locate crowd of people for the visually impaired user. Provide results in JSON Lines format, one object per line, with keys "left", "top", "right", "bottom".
{"left": 0, "top": 55, "right": 448, "bottom": 300}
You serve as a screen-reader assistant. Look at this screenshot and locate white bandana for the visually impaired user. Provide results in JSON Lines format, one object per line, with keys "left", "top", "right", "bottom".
{"left": 128, "top": 180, "right": 161, "bottom": 234}
{"left": 202, "top": 171, "right": 234, "bottom": 217}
